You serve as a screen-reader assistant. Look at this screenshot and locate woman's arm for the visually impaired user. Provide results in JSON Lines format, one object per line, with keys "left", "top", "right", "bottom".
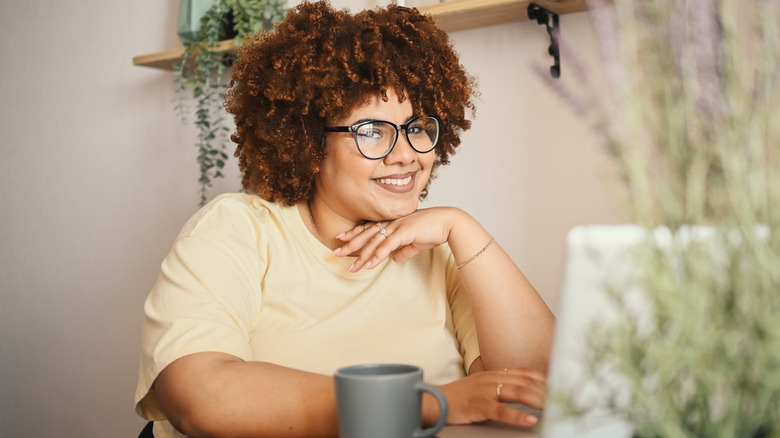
{"left": 157, "top": 353, "right": 544, "bottom": 436}
{"left": 154, "top": 352, "right": 338, "bottom": 438}
{"left": 446, "top": 210, "right": 554, "bottom": 373}
{"left": 334, "top": 207, "right": 554, "bottom": 427}
{"left": 334, "top": 207, "right": 555, "bottom": 373}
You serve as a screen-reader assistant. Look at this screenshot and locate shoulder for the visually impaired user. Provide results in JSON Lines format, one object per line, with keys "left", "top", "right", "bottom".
{"left": 176, "top": 193, "right": 288, "bottom": 238}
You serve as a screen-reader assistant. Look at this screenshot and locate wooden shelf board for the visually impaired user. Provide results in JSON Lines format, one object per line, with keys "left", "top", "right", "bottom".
{"left": 133, "top": 40, "right": 237, "bottom": 71}
{"left": 420, "top": 0, "right": 588, "bottom": 32}
{"left": 132, "top": 0, "right": 590, "bottom": 71}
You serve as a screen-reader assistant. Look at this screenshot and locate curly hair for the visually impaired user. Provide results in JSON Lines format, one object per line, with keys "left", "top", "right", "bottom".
{"left": 224, "top": 0, "right": 477, "bottom": 205}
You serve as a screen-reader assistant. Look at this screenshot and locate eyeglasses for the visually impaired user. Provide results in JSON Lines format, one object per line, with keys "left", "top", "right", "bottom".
{"left": 324, "top": 115, "right": 441, "bottom": 160}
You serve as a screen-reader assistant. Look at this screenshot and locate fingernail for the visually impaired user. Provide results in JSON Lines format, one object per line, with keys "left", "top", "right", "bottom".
{"left": 526, "top": 415, "right": 538, "bottom": 426}
{"left": 333, "top": 247, "right": 343, "bottom": 255}
{"left": 364, "top": 260, "right": 372, "bottom": 269}
{"left": 336, "top": 232, "right": 345, "bottom": 239}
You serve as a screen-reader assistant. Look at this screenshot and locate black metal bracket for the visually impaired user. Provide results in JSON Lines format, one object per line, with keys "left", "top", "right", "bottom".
{"left": 527, "top": 3, "right": 560, "bottom": 78}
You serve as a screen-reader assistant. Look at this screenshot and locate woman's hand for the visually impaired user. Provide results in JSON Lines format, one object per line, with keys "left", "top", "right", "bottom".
{"left": 424, "top": 368, "right": 547, "bottom": 428}
{"left": 333, "top": 207, "right": 465, "bottom": 272}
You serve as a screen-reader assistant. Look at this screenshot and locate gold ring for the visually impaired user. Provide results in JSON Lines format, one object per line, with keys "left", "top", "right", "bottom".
{"left": 496, "top": 383, "right": 503, "bottom": 399}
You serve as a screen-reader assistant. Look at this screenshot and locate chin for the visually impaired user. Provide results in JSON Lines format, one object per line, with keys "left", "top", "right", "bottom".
{"left": 383, "top": 201, "right": 420, "bottom": 220}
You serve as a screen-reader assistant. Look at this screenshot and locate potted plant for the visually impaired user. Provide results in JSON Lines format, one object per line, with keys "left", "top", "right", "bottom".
{"left": 175, "top": 0, "right": 288, "bottom": 205}
{"left": 541, "top": 0, "right": 780, "bottom": 436}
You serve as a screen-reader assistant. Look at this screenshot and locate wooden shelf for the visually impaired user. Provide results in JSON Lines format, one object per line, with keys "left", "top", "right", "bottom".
{"left": 132, "top": 0, "right": 590, "bottom": 71}
{"left": 132, "top": 40, "right": 237, "bottom": 71}
{"left": 421, "top": 0, "right": 588, "bottom": 32}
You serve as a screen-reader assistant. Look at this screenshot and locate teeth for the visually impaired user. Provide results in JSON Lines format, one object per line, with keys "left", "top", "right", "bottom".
{"left": 376, "top": 176, "right": 413, "bottom": 186}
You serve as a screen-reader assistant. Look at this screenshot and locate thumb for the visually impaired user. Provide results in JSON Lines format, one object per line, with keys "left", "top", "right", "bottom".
{"left": 392, "top": 243, "right": 424, "bottom": 263}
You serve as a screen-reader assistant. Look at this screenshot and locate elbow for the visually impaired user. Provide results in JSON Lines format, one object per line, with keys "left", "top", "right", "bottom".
{"left": 153, "top": 353, "right": 245, "bottom": 437}
{"left": 162, "top": 400, "right": 222, "bottom": 438}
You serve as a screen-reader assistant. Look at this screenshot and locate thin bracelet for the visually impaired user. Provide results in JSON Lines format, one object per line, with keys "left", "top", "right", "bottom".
{"left": 456, "top": 237, "right": 495, "bottom": 270}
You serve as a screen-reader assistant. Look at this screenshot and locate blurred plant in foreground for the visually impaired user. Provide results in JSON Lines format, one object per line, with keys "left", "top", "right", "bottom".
{"left": 540, "top": 0, "right": 780, "bottom": 436}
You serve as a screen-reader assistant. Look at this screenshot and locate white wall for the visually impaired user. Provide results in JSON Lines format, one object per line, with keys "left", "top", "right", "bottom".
{"left": 0, "top": 0, "right": 621, "bottom": 435}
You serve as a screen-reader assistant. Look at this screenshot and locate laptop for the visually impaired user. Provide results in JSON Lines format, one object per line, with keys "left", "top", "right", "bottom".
{"left": 540, "top": 224, "right": 646, "bottom": 438}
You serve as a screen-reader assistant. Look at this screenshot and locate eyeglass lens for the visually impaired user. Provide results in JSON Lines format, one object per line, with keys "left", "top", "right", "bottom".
{"left": 355, "top": 116, "right": 439, "bottom": 159}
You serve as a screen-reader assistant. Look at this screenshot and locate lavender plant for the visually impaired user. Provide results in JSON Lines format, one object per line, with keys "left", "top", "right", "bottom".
{"left": 542, "top": 0, "right": 780, "bottom": 436}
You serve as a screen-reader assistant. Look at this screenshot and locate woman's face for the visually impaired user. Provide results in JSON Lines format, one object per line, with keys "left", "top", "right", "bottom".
{"left": 314, "top": 88, "right": 435, "bottom": 225}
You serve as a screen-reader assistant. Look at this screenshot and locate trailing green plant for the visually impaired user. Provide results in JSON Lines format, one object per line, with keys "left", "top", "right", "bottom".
{"left": 541, "top": 0, "right": 780, "bottom": 436}
{"left": 175, "top": 0, "right": 288, "bottom": 205}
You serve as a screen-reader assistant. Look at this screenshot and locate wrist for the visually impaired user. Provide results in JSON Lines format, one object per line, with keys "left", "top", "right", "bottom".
{"left": 445, "top": 211, "right": 491, "bottom": 266}
{"left": 442, "top": 208, "right": 478, "bottom": 242}
{"left": 421, "top": 391, "right": 446, "bottom": 426}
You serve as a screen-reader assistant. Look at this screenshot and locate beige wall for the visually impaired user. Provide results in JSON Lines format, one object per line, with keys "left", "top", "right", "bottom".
{"left": 424, "top": 12, "right": 623, "bottom": 310}
{"left": 0, "top": 0, "right": 621, "bottom": 435}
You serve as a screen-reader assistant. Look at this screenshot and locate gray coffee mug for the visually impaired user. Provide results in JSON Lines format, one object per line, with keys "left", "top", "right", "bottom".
{"left": 335, "top": 364, "right": 449, "bottom": 438}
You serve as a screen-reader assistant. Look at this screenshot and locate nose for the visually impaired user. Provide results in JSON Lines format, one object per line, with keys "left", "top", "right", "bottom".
{"left": 384, "top": 130, "right": 416, "bottom": 164}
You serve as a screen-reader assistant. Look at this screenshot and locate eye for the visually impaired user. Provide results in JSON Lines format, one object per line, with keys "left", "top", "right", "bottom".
{"left": 356, "top": 124, "right": 383, "bottom": 139}
{"left": 355, "top": 122, "right": 394, "bottom": 145}
{"left": 406, "top": 124, "right": 424, "bottom": 135}
{"left": 407, "top": 118, "right": 435, "bottom": 137}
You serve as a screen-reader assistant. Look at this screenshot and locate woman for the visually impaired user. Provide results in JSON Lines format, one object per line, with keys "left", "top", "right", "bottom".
{"left": 135, "top": 2, "right": 555, "bottom": 437}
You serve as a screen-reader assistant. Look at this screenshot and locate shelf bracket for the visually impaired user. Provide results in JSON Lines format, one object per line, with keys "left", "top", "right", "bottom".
{"left": 527, "top": 3, "right": 560, "bottom": 78}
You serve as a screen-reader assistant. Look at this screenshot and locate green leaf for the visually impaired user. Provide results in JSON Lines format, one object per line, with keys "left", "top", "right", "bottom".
{"left": 174, "top": 0, "right": 289, "bottom": 206}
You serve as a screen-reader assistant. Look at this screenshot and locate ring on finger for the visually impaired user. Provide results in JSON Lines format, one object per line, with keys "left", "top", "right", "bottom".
{"left": 376, "top": 222, "right": 384, "bottom": 228}
{"left": 377, "top": 227, "right": 387, "bottom": 237}
{"left": 496, "top": 383, "right": 503, "bottom": 399}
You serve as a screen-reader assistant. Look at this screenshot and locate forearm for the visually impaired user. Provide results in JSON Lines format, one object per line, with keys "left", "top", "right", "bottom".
{"left": 447, "top": 210, "right": 555, "bottom": 373}
{"left": 154, "top": 352, "right": 338, "bottom": 438}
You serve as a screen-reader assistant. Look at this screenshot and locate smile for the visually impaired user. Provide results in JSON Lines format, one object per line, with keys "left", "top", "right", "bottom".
{"left": 372, "top": 173, "right": 417, "bottom": 194}
{"left": 375, "top": 175, "right": 413, "bottom": 186}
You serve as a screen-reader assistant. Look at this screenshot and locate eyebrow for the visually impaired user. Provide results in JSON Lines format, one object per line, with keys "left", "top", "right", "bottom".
{"left": 350, "top": 115, "right": 415, "bottom": 126}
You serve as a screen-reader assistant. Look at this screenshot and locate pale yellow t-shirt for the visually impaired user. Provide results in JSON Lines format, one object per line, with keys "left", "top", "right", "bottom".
{"left": 135, "top": 193, "right": 480, "bottom": 437}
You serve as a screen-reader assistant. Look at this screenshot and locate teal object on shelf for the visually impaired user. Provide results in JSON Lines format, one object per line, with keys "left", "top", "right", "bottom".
{"left": 177, "top": 0, "right": 217, "bottom": 43}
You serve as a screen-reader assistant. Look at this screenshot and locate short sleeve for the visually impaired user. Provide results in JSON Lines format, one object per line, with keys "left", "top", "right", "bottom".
{"left": 441, "top": 245, "right": 481, "bottom": 373}
{"left": 135, "top": 195, "right": 268, "bottom": 420}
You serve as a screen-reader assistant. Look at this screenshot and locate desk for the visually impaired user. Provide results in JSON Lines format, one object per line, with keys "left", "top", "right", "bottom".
{"left": 438, "top": 421, "right": 539, "bottom": 437}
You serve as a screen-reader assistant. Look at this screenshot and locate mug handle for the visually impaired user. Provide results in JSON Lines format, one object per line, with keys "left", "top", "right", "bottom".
{"left": 413, "top": 382, "right": 449, "bottom": 438}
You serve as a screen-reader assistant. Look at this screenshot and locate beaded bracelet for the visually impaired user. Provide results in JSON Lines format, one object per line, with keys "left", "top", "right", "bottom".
{"left": 456, "top": 237, "right": 495, "bottom": 270}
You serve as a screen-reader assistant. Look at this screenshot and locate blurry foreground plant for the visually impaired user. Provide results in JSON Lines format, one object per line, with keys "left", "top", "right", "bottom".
{"left": 541, "top": 0, "right": 780, "bottom": 436}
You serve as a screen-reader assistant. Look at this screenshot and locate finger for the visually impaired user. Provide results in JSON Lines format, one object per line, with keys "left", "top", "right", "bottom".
{"left": 334, "top": 223, "right": 382, "bottom": 256}
{"left": 362, "top": 231, "right": 404, "bottom": 269}
{"left": 391, "top": 242, "right": 424, "bottom": 263}
{"left": 492, "top": 402, "right": 540, "bottom": 428}
{"left": 502, "top": 368, "right": 547, "bottom": 384}
{"left": 360, "top": 226, "right": 425, "bottom": 270}
{"left": 349, "top": 229, "right": 394, "bottom": 272}
{"left": 375, "top": 221, "right": 445, "bottom": 266}
{"left": 335, "top": 222, "right": 373, "bottom": 242}
{"left": 336, "top": 221, "right": 388, "bottom": 241}
{"left": 495, "top": 377, "right": 547, "bottom": 410}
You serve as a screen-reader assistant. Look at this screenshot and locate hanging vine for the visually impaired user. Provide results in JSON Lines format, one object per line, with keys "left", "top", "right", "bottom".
{"left": 175, "top": 0, "right": 288, "bottom": 205}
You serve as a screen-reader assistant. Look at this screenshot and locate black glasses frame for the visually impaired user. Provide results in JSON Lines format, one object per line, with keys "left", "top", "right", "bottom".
{"left": 324, "top": 115, "right": 442, "bottom": 160}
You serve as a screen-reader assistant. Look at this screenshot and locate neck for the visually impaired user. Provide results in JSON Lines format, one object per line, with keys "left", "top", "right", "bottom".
{"left": 303, "top": 198, "right": 340, "bottom": 250}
